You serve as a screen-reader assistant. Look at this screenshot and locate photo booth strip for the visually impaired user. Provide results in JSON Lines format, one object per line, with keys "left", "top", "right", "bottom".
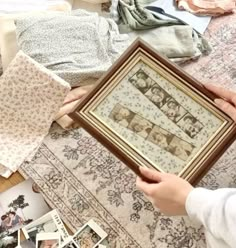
{"left": 110, "top": 103, "right": 195, "bottom": 161}
{"left": 129, "top": 69, "right": 204, "bottom": 138}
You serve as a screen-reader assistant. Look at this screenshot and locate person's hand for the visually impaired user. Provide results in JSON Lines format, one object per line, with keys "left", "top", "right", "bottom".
{"left": 205, "top": 83, "right": 236, "bottom": 122}
{"left": 136, "top": 167, "right": 194, "bottom": 216}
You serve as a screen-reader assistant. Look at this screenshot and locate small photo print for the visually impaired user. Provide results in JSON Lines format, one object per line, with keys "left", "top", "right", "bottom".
{"left": 22, "top": 210, "right": 69, "bottom": 244}
{"left": 128, "top": 115, "right": 153, "bottom": 138}
{"left": 144, "top": 85, "right": 170, "bottom": 108}
{"left": 36, "top": 232, "right": 60, "bottom": 248}
{"left": 129, "top": 69, "right": 154, "bottom": 94}
{"left": 161, "top": 99, "right": 187, "bottom": 123}
{"left": 72, "top": 220, "right": 107, "bottom": 248}
{"left": 166, "top": 137, "right": 195, "bottom": 161}
{"left": 147, "top": 126, "right": 174, "bottom": 149}
{"left": 0, "top": 230, "right": 18, "bottom": 248}
{"left": 177, "top": 114, "right": 204, "bottom": 138}
{"left": 0, "top": 179, "right": 50, "bottom": 238}
{"left": 109, "top": 104, "right": 135, "bottom": 128}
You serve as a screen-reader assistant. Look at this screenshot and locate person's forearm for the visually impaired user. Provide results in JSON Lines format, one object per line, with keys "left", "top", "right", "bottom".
{"left": 186, "top": 188, "right": 236, "bottom": 247}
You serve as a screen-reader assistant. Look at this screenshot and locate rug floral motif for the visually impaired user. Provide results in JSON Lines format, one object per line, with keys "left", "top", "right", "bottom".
{"left": 19, "top": 12, "right": 236, "bottom": 248}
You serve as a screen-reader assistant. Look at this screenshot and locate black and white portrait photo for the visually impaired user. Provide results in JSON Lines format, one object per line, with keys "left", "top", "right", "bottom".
{"left": 178, "top": 114, "right": 203, "bottom": 138}
{"left": 147, "top": 126, "right": 173, "bottom": 149}
{"left": 109, "top": 104, "right": 135, "bottom": 128}
{"left": 161, "top": 99, "right": 187, "bottom": 123}
{"left": 167, "top": 137, "right": 194, "bottom": 161}
{"left": 129, "top": 69, "right": 154, "bottom": 94}
{"left": 128, "top": 115, "right": 153, "bottom": 138}
{"left": 144, "top": 85, "right": 169, "bottom": 108}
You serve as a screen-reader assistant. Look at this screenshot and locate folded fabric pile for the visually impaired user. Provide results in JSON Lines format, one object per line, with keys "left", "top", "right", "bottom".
{"left": 0, "top": 9, "right": 130, "bottom": 129}
{"left": 115, "top": 0, "right": 211, "bottom": 62}
{"left": 0, "top": 51, "right": 70, "bottom": 178}
{"left": 0, "top": 1, "right": 72, "bottom": 77}
{"left": 15, "top": 10, "right": 130, "bottom": 88}
{"left": 112, "top": 0, "right": 235, "bottom": 19}
{"left": 176, "top": 0, "right": 236, "bottom": 15}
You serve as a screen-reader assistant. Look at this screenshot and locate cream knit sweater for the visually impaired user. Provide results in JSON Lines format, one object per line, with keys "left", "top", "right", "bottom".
{"left": 186, "top": 188, "right": 236, "bottom": 248}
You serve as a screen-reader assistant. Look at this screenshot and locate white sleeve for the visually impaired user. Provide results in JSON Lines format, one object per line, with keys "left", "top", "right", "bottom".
{"left": 186, "top": 188, "right": 236, "bottom": 248}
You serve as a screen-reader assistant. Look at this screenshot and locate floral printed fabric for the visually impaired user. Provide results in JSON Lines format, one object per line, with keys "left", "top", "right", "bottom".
{"left": 15, "top": 9, "right": 130, "bottom": 87}
{"left": 176, "top": 0, "right": 236, "bottom": 15}
{"left": 0, "top": 50, "right": 70, "bottom": 178}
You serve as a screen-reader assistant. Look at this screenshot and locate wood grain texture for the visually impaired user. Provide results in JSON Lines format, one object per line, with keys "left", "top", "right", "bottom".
{"left": 0, "top": 172, "right": 24, "bottom": 193}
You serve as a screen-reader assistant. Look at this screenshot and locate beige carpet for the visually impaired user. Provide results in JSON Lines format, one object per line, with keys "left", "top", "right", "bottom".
{"left": 19, "top": 12, "right": 236, "bottom": 248}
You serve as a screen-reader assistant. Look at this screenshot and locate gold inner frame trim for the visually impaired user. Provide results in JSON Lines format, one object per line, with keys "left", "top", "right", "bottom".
{"left": 77, "top": 48, "right": 234, "bottom": 177}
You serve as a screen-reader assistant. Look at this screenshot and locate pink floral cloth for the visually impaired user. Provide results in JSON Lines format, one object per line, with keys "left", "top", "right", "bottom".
{"left": 0, "top": 51, "right": 70, "bottom": 177}
{"left": 176, "top": 0, "right": 236, "bottom": 15}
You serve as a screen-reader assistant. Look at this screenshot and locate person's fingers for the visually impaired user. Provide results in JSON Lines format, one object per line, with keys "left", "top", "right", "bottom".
{"left": 205, "top": 83, "right": 236, "bottom": 105}
{"left": 139, "top": 167, "right": 163, "bottom": 182}
{"left": 136, "top": 177, "right": 158, "bottom": 196}
{"left": 214, "top": 99, "right": 236, "bottom": 122}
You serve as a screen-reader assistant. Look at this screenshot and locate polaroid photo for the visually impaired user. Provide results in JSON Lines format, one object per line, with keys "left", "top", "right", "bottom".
{"left": 0, "top": 179, "right": 51, "bottom": 239}
{"left": 36, "top": 232, "right": 60, "bottom": 248}
{"left": 72, "top": 220, "right": 107, "bottom": 248}
{"left": 22, "top": 209, "right": 69, "bottom": 245}
{"left": 0, "top": 230, "right": 19, "bottom": 248}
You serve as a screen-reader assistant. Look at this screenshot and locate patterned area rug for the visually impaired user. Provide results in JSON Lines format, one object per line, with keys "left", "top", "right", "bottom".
{"left": 19, "top": 12, "right": 236, "bottom": 248}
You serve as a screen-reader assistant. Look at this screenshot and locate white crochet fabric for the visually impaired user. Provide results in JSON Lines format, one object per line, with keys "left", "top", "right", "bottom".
{"left": 0, "top": 51, "right": 70, "bottom": 178}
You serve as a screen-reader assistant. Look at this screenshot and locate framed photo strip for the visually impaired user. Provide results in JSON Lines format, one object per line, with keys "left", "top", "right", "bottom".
{"left": 70, "top": 39, "right": 236, "bottom": 185}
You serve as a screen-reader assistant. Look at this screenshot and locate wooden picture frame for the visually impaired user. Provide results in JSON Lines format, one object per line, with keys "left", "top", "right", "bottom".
{"left": 70, "top": 39, "right": 236, "bottom": 185}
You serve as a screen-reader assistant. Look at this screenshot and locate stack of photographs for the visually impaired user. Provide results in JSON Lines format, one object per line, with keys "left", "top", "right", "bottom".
{"left": 22, "top": 211, "right": 108, "bottom": 248}
{"left": 0, "top": 179, "right": 108, "bottom": 248}
{"left": 22, "top": 209, "right": 70, "bottom": 246}
{"left": 0, "top": 179, "right": 51, "bottom": 248}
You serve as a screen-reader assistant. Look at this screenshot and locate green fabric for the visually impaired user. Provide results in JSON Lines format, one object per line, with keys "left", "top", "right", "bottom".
{"left": 118, "top": 0, "right": 181, "bottom": 30}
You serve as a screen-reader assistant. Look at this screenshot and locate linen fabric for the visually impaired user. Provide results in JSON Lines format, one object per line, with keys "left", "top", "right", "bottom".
{"left": 126, "top": 24, "right": 211, "bottom": 60}
{"left": 0, "top": 12, "right": 95, "bottom": 130}
{"left": 117, "top": 0, "right": 180, "bottom": 30}
{"left": 0, "top": 51, "right": 70, "bottom": 178}
{"left": 15, "top": 9, "right": 130, "bottom": 88}
{"left": 176, "top": 0, "right": 236, "bottom": 15}
{"left": 0, "top": 8, "right": 72, "bottom": 72}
